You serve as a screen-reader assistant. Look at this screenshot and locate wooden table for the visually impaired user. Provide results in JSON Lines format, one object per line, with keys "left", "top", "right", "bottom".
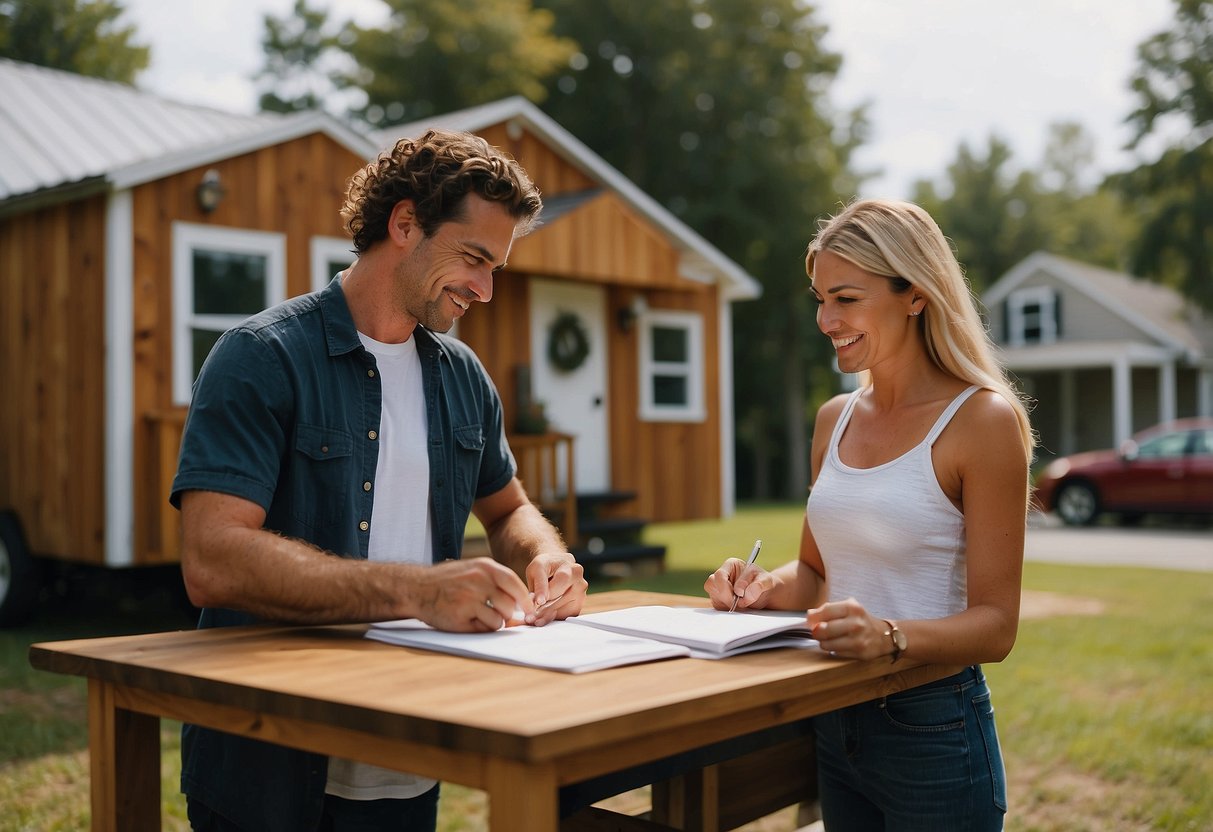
{"left": 29, "top": 590, "right": 958, "bottom": 831}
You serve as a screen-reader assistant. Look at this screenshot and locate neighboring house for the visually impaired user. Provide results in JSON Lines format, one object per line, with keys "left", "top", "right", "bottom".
{"left": 0, "top": 59, "right": 759, "bottom": 618}
{"left": 983, "top": 252, "right": 1213, "bottom": 460}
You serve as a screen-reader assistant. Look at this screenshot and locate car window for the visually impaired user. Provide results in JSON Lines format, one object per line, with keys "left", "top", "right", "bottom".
{"left": 1136, "top": 431, "right": 1190, "bottom": 459}
{"left": 1192, "top": 430, "right": 1213, "bottom": 456}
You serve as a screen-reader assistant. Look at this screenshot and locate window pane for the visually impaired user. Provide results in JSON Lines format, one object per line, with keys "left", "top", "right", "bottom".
{"left": 194, "top": 249, "right": 267, "bottom": 315}
{"left": 1137, "top": 431, "right": 1190, "bottom": 459}
{"left": 191, "top": 328, "right": 225, "bottom": 378}
{"left": 652, "top": 326, "right": 688, "bottom": 363}
{"left": 652, "top": 374, "right": 688, "bottom": 406}
{"left": 1021, "top": 302, "right": 1042, "bottom": 342}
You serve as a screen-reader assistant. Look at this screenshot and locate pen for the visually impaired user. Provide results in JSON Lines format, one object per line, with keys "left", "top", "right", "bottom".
{"left": 729, "top": 539, "right": 762, "bottom": 612}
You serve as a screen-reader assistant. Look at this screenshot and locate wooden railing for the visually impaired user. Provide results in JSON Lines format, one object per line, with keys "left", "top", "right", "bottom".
{"left": 508, "top": 432, "right": 578, "bottom": 546}
{"left": 143, "top": 412, "right": 580, "bottom": 559}
{"left": 143, "top": 408, "right": 189, "bottom": 563}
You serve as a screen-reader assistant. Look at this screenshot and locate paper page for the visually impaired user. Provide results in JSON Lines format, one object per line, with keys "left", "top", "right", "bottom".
{"left": 366, "top": 619, "right": 689, "bottom": 673}
{"left": 569, "top": 606, "right": 814, "bottom": 654}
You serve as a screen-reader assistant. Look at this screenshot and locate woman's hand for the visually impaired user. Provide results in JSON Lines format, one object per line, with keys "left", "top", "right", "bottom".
{"left": 808, "top": 598, "right": 894, "bottom": 660}
{"left": 705, "top": 559, "right": 777, "bottom": 611}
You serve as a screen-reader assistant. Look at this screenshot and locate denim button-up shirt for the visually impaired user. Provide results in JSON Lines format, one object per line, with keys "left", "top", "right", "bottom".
{"left": 170, "top": 276, "right": 515, "bottom": 831}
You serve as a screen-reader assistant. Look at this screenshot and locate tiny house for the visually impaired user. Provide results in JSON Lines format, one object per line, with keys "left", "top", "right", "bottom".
{"left": 0, "top": 60, "right": 759, "bottom": 624}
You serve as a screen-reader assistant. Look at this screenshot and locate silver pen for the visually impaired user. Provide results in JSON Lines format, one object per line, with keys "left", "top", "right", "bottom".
{"left": 729, "top": 539, "right": 762, "bottom": 612}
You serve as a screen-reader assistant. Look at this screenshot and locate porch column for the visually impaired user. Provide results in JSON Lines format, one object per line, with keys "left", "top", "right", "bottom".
{"left": 1059, "top": 369, "right": 1076, "bottom": 455}
{"left": 1158, "top": 361, "right": 1176, "bottom": 424}
{"left": 1200, "top": 369, "right": 1213, "bottom": 418}
{"left": 1113, "top": 357, "right": 1132, "bottom": 446}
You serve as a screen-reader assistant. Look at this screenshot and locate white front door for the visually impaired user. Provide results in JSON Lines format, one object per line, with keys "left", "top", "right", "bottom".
{"left": 529, "top": 278, "right": 610, "bottom": 493}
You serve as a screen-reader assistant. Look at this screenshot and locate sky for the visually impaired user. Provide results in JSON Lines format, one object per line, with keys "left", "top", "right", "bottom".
{"left": 121, "top": 0, "right": 1178, "bottom": 199}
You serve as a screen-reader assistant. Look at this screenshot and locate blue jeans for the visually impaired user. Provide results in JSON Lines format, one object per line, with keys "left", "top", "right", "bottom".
{"left": 814, "top": 666, "right": 1007, "bottom": 832}
{"left": 187, "top": 786, "right": 440, "bottom": 832}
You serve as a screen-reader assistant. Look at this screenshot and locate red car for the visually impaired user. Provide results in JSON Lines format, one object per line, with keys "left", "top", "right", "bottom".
{"left": 1033, "top": 418, "right": 1213, "bottom": 526}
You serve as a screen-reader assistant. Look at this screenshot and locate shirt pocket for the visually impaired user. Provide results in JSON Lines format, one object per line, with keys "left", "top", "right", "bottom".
{"left": 288, "top": 423, "right": 353, "bottom": 530}
{"left": 452, "top": 424, "right": 485, "bottom": 513}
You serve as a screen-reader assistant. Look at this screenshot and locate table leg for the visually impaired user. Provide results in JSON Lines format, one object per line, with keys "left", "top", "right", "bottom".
{"left": 486, "top": 758, "right": 558, "bottom": 831}
{"left": 88, "top": 679, "right": 161, "bottom": 832}
{"left": 651, "top": 763, "right": 720, "bottom": 832}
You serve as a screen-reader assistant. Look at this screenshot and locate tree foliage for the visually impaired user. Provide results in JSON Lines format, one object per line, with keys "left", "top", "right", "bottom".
{"left": 0, "top": 0, "right": 148, "bottom": 82}
{"left": 1115, "top": 0, "right": 1213, "bottom": 309}
{"left": 912, "top": 125, "right": 1134, "bottom": 294}
{"left": 257, "top": 0, "right": 342, "bottom": 114}
{"left": 340, "top": 0, "right": 576, "bottom": 127}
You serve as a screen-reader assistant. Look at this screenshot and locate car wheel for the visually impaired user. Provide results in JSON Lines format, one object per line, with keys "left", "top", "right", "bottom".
{"left": 1055, "top": 481, "right": 1100, "bottom": 526}
{"left": 0, "top": 512, "right": 41, "bottom": 627}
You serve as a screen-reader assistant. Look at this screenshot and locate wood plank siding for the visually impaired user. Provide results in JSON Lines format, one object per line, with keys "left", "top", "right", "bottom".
{"left": 132, "top": 134, "right": 365, "bottom": 563}
{"left": 0, "top": 196, "right": 108, "bottom": 562}
{"left": 3, "top": 121, "right": 727, "bottom": 570}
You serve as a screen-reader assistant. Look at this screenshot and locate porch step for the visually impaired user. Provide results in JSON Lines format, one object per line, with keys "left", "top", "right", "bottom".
{"left": 572, "top": 542, "right": 668, "bottom": 579}
{"left": 578, "top": 516, "right": 647, "bottom": 541}
{"left": 576, "top": 490, "right": 638, "bottom": 517}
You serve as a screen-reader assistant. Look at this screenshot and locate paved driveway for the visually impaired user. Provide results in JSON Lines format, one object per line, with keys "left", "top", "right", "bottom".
{"left": 1026, "top": 511, "right": 1212, "bottom": 572}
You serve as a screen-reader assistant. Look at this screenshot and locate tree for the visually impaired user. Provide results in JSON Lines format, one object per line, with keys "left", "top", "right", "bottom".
{"left": 913, "top": 126, "right": 1133, "bottom": 293}
{"left": 1116, "top": 0, "right": 1213, "bottom": 309}
{"left": 338, "top": 0, "right": 576, "bottom": 127}
{"left": 0, "top": 0, "right": 148, "bottom": 83}
{"left": 257, "top": 0, "right": 343, "bottom": 114}
{"left": 535, "top": 0, "right": 864, "bottom": 499}
{"left": 912, "top": 136, "right": 1052, "bottom": 293}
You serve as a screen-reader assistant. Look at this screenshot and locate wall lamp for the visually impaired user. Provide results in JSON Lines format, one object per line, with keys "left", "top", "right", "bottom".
{"left": 616, "top": 294, "right": 648, "bottom": 333}
{"left": 196, "top": 169, "right": 226, "bottom": 214}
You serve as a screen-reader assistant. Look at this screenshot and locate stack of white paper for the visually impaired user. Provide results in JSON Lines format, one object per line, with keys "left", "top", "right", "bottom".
{"left": 366, "top": 606, "right": 818, "bottom": 673}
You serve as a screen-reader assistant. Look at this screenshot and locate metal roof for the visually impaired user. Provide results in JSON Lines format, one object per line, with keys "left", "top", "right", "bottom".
{"left": 0, "top": 58, "right": 286, "bottom": 203}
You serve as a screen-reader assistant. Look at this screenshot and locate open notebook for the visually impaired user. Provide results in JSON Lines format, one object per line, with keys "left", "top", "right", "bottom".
{"left": 366, "top": 606, "right": 818, "bottom": 673}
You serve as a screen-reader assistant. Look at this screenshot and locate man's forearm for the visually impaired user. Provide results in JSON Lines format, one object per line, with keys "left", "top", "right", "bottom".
{"left": 484, "top": 502, "right": 567, "bottom": 576}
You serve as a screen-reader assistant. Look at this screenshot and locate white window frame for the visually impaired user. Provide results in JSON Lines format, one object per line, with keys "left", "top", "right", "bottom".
{"left": 1006, "top": 285, "right": 1058, "bottom": 347}
{"left": 172, "top": 222, "right": 286, "bottom": 404}
{"left": 310, "top": 235, "right": 356, "bottom": 293}
{"left": 638, "top": 309, "right": 706, "bottom": 422}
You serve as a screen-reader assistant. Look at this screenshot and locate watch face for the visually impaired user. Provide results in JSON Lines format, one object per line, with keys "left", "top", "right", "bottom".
{"left": 892, "top": 629, "right": 907, "bottom": 650}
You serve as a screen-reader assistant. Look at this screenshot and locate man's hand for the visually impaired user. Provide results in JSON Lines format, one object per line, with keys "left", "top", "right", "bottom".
{"left": 415, "top": 558, "right": 536, "bottom": 632}
{"left": 525, "top": 552, "right": 587, "bottom": 625}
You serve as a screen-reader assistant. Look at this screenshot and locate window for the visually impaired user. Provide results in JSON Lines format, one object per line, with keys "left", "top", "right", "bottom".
{"left": 172, "top": 223, "right": 285, "bottom": 404}
{"left": 639, "top": 310, "right": 705, "bottom": 421}
{"left": 1006, "top": 286, "right": 1059, "bottom": 346}
{"left": 310, "top": 236, "right": 356, "bottom": 293}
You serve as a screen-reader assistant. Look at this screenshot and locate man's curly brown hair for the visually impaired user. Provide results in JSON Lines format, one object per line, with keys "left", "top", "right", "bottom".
{"left": 340, "top": 129, "right": 542, "bottom": 253}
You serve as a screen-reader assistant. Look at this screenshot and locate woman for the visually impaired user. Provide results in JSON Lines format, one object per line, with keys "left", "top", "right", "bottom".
{"left": 705, "top": 199, "right": 1033, "bottom": 830}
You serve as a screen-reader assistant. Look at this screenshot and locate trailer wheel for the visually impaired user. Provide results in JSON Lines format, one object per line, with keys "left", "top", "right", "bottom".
{"left": 0, "top": 512, "right": 41, "bottom": 627}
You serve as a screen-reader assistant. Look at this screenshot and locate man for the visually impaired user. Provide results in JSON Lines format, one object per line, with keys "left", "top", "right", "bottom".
{"left": 172, "top": 129, "right": 587, "bottom": 832}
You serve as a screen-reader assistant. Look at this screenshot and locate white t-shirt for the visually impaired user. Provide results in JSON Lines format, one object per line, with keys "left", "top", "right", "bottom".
{"left": 326, "top": 331, "right": 437, "bottom": 800}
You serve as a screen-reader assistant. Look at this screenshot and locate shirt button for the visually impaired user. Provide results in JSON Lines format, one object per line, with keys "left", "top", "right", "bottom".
{"left": 320, "top": 445, "right": 328, "bottom": 454}
{"left": 363, "top": 481, "right": 372, "bottom": 492}
{"left": 367, "top": 430, "right": 377, "bottom": 440}
{"left": 359, "top": 521, "right": 369, "bottom": 531}
{"left": 367, "top": 369, "right": 376, "bottom": 378}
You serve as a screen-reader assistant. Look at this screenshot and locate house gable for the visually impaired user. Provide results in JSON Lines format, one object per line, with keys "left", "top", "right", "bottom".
{"left": 984, "top": 252, "right": 1195, "bottom": 356}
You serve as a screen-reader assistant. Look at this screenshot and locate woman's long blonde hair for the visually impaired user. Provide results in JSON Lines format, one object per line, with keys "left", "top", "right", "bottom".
{"left": 806, "top": 198, "right": 1035, "bottom": 456}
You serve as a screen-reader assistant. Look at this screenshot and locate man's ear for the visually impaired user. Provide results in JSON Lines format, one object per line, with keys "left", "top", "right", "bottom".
{"left": 387, "top": 200, "right": 419, "bottom": 246}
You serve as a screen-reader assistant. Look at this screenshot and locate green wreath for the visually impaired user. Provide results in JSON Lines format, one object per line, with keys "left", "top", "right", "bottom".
{"left": 547, "top": 311, "right": 591, "bottom": 372}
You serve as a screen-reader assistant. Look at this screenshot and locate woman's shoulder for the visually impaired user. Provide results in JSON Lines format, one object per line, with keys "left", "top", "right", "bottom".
{"left": 815, "top": 391, "right": 852, "bottom": 424}
{"left": 951, "top": 387, "right": 1027, "bottom": 456}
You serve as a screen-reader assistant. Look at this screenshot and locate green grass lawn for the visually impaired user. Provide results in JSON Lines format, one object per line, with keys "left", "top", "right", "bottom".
{"left": 1, "top": 506, "right": 1209, "bottom": 831}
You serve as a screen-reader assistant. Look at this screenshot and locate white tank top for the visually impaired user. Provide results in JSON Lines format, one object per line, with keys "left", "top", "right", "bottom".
{"left": 806, "top": 385, "right": 980, "bottom": 622}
